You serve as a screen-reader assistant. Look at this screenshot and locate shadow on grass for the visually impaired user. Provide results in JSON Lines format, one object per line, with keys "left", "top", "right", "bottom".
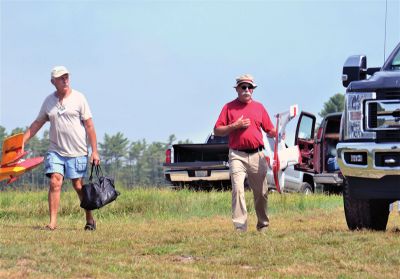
{"left": 2, "top": 224, "right": 78, "bottom": 231}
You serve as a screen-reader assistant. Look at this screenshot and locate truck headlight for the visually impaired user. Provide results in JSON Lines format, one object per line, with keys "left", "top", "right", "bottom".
{"left": 342, "top": 92, "right": 376, "bottom": 140}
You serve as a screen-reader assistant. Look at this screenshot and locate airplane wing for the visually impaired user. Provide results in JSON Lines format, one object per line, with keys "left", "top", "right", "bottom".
{"left": 0, "top": 166, "right": 26, "bottom": 183}
{"left": 0, "top": 157, "right": 44, "bottom": 184}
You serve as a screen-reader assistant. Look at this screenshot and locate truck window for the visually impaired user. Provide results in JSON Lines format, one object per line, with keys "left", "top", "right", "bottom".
{"left": 207, "top": 135, "right": 229, "bottom": 144}
{"left": 298, "top": 116, "right": 314, "bottom": 140}
{"left": 325, "top": 118, "right": 341, "bottom": 134}
{"left": 390, "top": 48, "right": 400, "bottom": 70}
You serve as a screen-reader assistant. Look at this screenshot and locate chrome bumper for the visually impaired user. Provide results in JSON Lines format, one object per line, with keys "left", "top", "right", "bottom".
{"left": 314, "top": 173, "right": 343, "bottom": 185}
{"left": 164, "top": 169, "right": 230, "bottom": 182}
{"left": 337, "top": 142, "right": 400, "bottom": 179}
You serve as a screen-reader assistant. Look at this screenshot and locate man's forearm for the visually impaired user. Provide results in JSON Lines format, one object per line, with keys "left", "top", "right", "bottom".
{"left": 23, "top": 120, "right": 45, "bottom": 143}
{"left": 84, "top": 119, "right": 98, "bottom": 153}
{"left": 86, "top": 127, "right": 98, "bottom": 153}
{"left": 214, "top": 123, "right": 238, "bottom": 137}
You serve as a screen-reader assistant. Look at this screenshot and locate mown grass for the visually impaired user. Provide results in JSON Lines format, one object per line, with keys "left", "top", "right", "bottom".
{"left": 1, "top": 188, "right": 400, "bottom": 278}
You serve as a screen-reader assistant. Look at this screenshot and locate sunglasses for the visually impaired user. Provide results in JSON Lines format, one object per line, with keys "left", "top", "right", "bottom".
{"left": 240, "top": 85, "right": 254, "bottom": 90}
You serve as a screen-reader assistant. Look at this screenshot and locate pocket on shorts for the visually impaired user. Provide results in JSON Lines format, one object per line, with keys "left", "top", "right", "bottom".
{"left": 75, "top": 156, "right": 88, "bottom": 172}
{"left": 45, "top": 152, "right": 58, "bottom": 169}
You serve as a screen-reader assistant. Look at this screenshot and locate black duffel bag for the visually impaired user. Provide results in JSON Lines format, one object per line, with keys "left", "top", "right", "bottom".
{"left": 80, "top": 164, "right": 120, "bottom": 210}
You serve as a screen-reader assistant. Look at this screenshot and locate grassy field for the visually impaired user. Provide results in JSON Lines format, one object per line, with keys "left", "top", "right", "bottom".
{"left": 1, "top": 188, "right": 400, "bottom": 279}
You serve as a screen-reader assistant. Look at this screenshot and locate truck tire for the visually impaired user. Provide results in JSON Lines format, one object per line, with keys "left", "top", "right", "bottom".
{"left": 320, "top": 184, "right": 332, "bottom": 194}
{"left": 343, "top": 180, "right": 390, "bottom": 231}
{"left": 300, "top": 182, "right": 313, "bottom": 195}
{"left": 321, "top": 184, "right": 343, "bottom": 195}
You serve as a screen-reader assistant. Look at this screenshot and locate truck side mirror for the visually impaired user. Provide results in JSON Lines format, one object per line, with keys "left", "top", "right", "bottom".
{"left": 342, "top": 55, "right": 367, "bottom": 87}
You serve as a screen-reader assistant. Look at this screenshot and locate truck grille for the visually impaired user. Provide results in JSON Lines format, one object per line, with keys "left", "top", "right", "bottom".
{"left": 366, "top": 97, "right": 400, "bottom": 142}
{"left": 376, "top": 130, "right": 400, "bottom": 142}
{"left": 376, "top": 91, "right": 400, "bottom": 100}
{"left": 368, "top": 102, "right": 378, "bottom": 128}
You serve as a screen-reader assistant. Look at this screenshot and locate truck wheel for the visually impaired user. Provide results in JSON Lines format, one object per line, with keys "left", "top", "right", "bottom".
{"left": 319, "top": 184, "right": 329, "bottom": 194}
{"left": 343, "top": 180, "right": 390, "bottom": 231}
{"left": 300, "top": 182, "right": 313, "bottom": 195}
{"left": 321, "top": 184, "right": 342, "bottom": 195}
{"left": 171, "top": 183, "right": 183, "bottom": 190}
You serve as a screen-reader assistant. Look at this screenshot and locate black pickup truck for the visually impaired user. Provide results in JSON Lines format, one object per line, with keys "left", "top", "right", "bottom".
{"left": 337, "top": 42, "right": 400, "bottom": 231}
{"left": 163, "top": 135, "right": 230, "bottom": 190}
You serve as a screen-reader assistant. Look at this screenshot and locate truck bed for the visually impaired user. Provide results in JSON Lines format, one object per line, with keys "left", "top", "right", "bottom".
{"left": 163, "top": 142, "right": 230, "bottom": 188}
{"left": 172, "top": 144, "right": 229, "bottom": 163}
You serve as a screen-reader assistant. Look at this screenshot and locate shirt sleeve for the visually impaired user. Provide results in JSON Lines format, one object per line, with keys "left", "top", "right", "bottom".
{"left": 214, "top": 104, "right": 228, "bottom": 128}
{"left": 261, "top": 105, "right": 274, "bottom": 133}
{"left": 35, "top": 98, "right": 49, "bottom": 122}
{"left": 80, "top": 94, "right": 93, "bottom": 121}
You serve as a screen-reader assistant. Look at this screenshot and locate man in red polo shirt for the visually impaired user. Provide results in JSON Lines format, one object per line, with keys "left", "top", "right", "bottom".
{"left": 214, "top": 74, "right": 276, "bottom": 232}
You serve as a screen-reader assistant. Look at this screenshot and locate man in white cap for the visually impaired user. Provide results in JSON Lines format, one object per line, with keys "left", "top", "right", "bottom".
{"left": 23, "top": 66, "right": 100, "bottom": 231}
{"left": 214, "top": 74, "right": 277, "bottom": 233}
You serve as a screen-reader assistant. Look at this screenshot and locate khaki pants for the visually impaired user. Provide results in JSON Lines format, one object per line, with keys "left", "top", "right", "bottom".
{"left": 229, "top": 149, "right": 269, "bottom": 231}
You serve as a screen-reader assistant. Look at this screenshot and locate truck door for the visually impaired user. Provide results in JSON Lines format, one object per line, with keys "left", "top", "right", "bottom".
{"left": 294, "top": 112, "right": 317, "bottom": 173}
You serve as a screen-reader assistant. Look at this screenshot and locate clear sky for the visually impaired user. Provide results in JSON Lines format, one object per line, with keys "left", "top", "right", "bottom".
{"left": 1, "top": 0, "right": 399, "bottom": 145}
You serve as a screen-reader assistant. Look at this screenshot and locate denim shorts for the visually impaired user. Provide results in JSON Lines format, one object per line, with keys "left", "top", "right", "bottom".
{"left": 45, "top": 151, "right": 88, "bottom": 179}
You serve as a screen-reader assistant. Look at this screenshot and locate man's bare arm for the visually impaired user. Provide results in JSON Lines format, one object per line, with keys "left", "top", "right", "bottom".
{"left": 23, "top": 119, "right": 46, "bottom": 144}
{"left": 84, "top": 118, "right": 100, "bottom": 165}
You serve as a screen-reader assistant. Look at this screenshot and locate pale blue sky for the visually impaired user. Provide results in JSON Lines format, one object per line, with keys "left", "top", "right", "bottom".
{"left": 1, "top": 0, "right": 399, "bottom": 145}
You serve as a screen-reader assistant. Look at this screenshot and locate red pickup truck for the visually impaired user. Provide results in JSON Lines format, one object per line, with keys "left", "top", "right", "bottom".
{"left": 294, "top": 112, "right": 344, "bottom": 194}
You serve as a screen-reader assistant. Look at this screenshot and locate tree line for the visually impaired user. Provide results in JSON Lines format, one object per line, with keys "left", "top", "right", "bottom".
{"left": 0, "top": 93, "right": 344, "bottom": 190}
{"left": 0, "top": 126, "right": 189, "bottom": 190}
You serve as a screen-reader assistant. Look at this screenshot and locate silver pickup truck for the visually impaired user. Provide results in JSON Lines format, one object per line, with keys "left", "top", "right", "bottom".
{"left": 337, "top": 42, "right": 400, "bottom": 231}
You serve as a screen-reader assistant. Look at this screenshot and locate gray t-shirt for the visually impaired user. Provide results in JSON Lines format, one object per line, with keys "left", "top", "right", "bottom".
{"left": 36, "top": 89, "right": 92, "bottom": 157}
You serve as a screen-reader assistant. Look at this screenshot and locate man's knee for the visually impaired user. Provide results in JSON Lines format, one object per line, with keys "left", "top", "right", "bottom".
{"left": 49, "top": 173, "right": 63, "bottom": 191}
{"left": 231, "top": 173, "right": 246, "bottom": 191}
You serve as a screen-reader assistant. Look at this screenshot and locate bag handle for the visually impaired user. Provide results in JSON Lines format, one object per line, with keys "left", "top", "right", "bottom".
{"left": 88, "top": 163, "right": 95, "bottom": 182}
{"left": 90, "top": 161, "right": 104, "bottom": 180}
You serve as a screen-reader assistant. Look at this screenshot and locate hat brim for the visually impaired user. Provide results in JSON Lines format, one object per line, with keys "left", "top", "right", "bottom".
{"left": 234, "top": 82, "right": 257, "bottom": 88}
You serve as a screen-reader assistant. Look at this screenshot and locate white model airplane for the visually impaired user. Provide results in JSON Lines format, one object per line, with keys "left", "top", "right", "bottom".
{"left": 265, "top": 105, "right": 301, "bottom": 193}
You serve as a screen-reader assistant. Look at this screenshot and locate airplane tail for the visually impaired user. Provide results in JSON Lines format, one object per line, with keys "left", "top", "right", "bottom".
{"left": 0, "top": 133, "right": 43, "bottom": 184}
{"left": 1, "top": 133, "right": 27, "bottom": 167}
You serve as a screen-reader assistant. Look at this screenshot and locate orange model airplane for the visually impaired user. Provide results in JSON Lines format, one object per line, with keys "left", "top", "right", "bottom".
{"left": 0, "top": 133, "right": 44, "bottom": 184}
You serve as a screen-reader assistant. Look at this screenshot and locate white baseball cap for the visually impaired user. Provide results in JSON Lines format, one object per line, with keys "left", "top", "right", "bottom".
{"left": 51, "top": 66, "right": 69, "bottom": 79}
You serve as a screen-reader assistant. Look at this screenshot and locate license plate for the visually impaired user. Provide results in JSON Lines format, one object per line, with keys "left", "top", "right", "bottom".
{"left": 195, "top": 170, "right": 208, "bottom": 177}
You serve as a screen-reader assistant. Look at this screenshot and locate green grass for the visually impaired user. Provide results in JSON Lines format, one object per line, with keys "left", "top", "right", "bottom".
{"left": 1, "top": 188, "right": 400, "bottom": 278}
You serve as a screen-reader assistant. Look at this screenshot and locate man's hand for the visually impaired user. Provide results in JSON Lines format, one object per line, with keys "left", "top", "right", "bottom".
{"left": 214, "top": 115, "right": 251, "bottom": 136}
{"left": 90, "top": 151, "right": 100, "bottom": 166}
{"left": 234, "top": 115, "right": 250, "bottom": 129}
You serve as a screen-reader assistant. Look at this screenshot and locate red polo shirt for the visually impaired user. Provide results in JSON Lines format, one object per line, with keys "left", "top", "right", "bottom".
{"left": 214, "top": 98, "right": 274, "bottom": 150}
